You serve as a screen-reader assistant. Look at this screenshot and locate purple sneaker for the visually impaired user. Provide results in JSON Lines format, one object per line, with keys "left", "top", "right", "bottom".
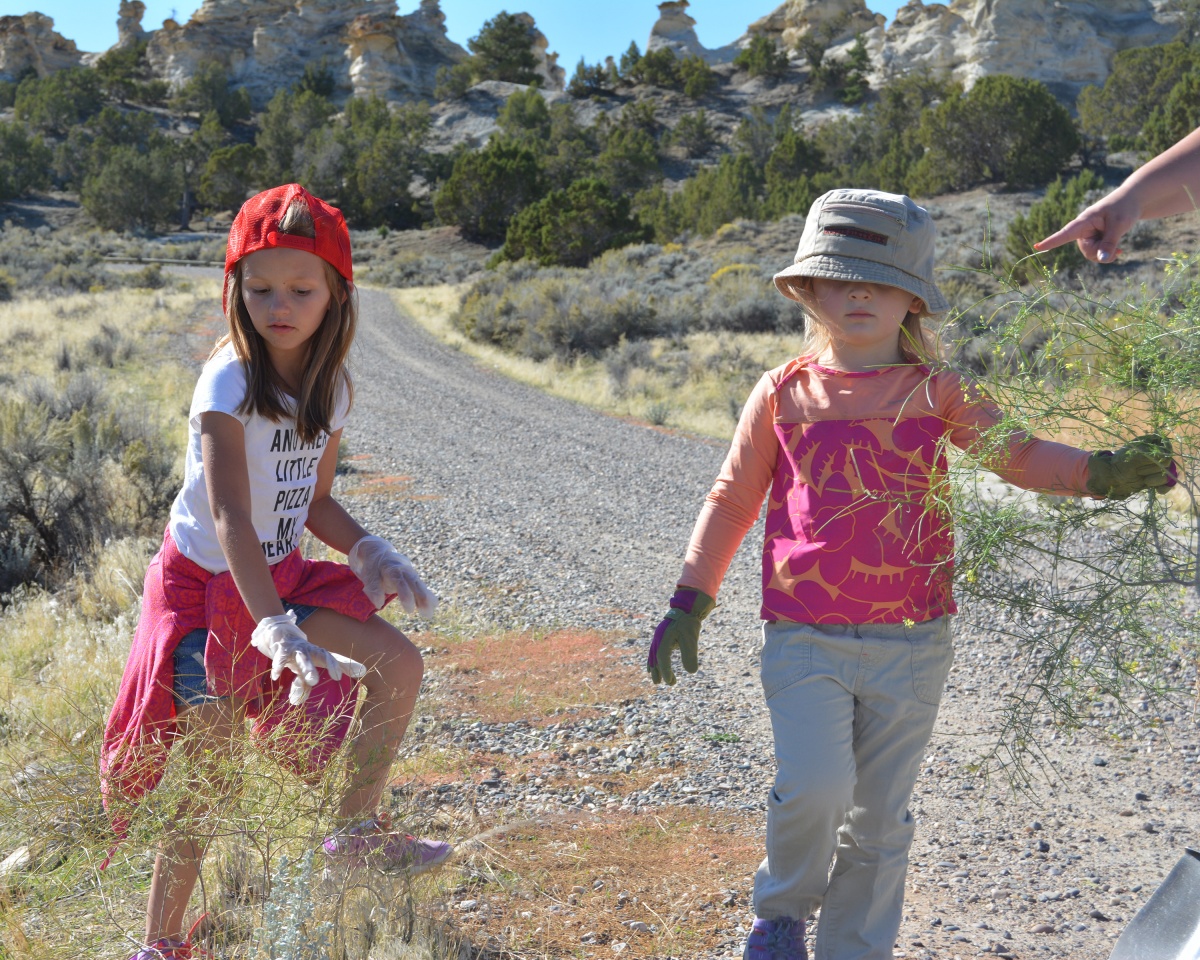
{"left": 744, "top": 916, "right": 807, "bottom": 960}
{"left": 322, "top": 816, "right": 452, "bottom": 876}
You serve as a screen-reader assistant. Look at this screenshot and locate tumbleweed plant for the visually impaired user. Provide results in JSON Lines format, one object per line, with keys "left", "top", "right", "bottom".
{"left": 941, "top": 250, "right": 1200, "bottom": 787}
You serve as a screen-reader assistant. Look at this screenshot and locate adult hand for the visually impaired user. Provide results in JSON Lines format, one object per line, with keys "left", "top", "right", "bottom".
{"left": 1033, "top": 191, "right": 1138, "bottom": 264}
{"left": 1086, "top": 434, "right": 1178, "bottom": 499}
{"left": 348, "top": 535, "right": 438, "bottom": 616}
{"left": 251, "top": 611, "right": 367, "bottom": 706}
{"left": 648, "top": 588, "right": 716, "bottom": 686}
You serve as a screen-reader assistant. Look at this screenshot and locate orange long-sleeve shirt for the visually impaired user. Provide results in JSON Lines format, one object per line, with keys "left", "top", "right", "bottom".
{"left": 680, "top": 358, "right": 1093, "bottom": 624}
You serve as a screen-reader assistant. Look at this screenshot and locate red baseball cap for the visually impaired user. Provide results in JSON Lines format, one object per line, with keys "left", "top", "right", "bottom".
{"left": 225, "top": 184, "right": 353, "bottom": 291}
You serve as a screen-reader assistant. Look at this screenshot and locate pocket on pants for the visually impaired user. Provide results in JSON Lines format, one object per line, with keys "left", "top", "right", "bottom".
{"left": 908, "top": 617, "right": 954, "bottom": 706}
{"left": 760, "top": 625, "right": 813, "bottom": 702}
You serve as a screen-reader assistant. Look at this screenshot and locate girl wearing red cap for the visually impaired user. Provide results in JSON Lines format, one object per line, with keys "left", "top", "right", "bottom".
{"left": 102, "top": 185, "right": 450, "bottom": 960}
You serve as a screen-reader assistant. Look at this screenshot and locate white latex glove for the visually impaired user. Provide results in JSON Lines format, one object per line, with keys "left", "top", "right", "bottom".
{"left": 250, "top": 611, "right": 367, "bottom": 706}
{"left": 348, "top": 535, "right": 438, "bottom": 616}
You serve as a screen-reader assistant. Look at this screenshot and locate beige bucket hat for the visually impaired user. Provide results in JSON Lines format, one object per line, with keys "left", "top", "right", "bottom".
{"left": 773, "top": 188, "right": 949, "bottom": 314}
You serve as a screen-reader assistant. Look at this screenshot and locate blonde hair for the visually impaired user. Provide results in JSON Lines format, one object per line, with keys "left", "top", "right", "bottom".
{"left": 216, "top": 199, "right": 356, "bottom": 444}
{"left": 778, "top": 275, "right": 938, "bottom": 365}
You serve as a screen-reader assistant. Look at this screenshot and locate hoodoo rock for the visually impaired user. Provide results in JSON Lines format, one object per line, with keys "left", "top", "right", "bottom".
{"left": 0, "top": 12, "right": 83, "bottom": 80}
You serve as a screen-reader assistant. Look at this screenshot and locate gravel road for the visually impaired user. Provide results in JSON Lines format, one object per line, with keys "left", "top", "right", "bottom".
{"left": 338, "top": 289, "right": 1199, "bottom": 960}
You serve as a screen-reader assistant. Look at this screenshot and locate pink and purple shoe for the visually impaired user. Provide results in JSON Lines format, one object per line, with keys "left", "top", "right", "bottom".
{"left": 126, "top": 916, "right": 212, "bottom": 959}
{"left": 322, "top": 814, "right": 452, "bottom": 876}
{"left": 744, "top": 916, "right": 807, "bottom": 960}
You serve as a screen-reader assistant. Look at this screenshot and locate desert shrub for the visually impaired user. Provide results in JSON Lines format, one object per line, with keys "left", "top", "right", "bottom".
{"left": 1143, "top": 69, "right": 1200, "bottom": 157}
{"left": 762, "top": 127, "right": 824, "bottom": 218}
{"left": 81, "top": 141, "right": 182, "bottom": 233}
{"left": 670, "top": 109, "right": 715, "bottom": 157}
{"left": 498, "top": 178, "right": 650, "bottom": 267}
{"left": 0, "top": 121, "right": 52, "bottom": 201}
{"left": 454, "top": 237, "right": 804, "bottom": 361}
{"left": 13, "top": 67, "right": 104, "bottom": 136}
{"left": 1076, "top": 42, "right": 1200, "bottom": 150}
{"left": 94, "top": 40, "right": 168, "bottom": 105}
{"left": 624, "top": 46, "right": 680, "bottom": 88}
{"left": 0, "top": 376, "right": 177, "bottom": 594}
{"left": 434, "top": 139, "right": 545, "bottom": 241}
{"left": 909, "top": 75, "right": 1078, "bottom": 194}
{"left": 497, "top": 86, "right": 552, "bottom": 143}
{"left": 1005, "top": 170, "right": 1105, "bottom": 281}
{"left": 641, "top": 153, "right": 763, "bottom": 240}
{"left": 567, "top": 58, "right": 614, "bottom": 97}
{"left": 198, "top": 143, "right": 261, "bottom": 212}
{"left": 466, "top": 11, "right": 541, "bottom": 85}
{"left": 457, "top": 267, "right": 658, "bottom": 360}
{"left": 294, "top": 60, "right": 337, "bottom": 99}
{"left": 337, "top": 98, "right": 431, "bottom": 228}
{"left": 734, "top": 36, "right": 790, "bottom": 79}
{"left": 937, "top": 255, "right": 1200, "bottom": 774}
{"left": 813, "top": 70, "right": 954, "bottom": 192}
{"left": 595, "top": 124, "right": 661, "bottom": 194}
{"left": 679, "top": 55, "right": 718, "bottom": 99}
{"left": 838, "top": 34, "right": 871, "bottom": 105}
{"left": 171, "top": 60, "right": 252, "bottom": 128}
{"left": 255, "top": 87, "right": 337, "bottom": 186}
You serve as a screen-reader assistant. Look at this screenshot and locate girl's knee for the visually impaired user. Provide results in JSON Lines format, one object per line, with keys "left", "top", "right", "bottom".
{"left": 366, "top": 619, "right": 423, "bottom": 690}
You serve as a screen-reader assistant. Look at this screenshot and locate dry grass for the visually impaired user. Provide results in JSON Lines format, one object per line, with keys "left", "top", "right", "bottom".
{"left": 421, "top": 628, "right": 643, "bottom": 727}
{"left": 445, "top": 809, "right": 760, "bottom": 959}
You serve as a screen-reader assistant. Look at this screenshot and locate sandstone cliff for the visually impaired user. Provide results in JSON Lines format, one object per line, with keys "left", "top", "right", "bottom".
{"left": 143, "top": 0, "right": 474, "bottom": 108}
{"left": 0, "top": 12, "right": 82, "bottom": 80}
{"left": 867, "top": 0, "right": 1180, "bottom": 99}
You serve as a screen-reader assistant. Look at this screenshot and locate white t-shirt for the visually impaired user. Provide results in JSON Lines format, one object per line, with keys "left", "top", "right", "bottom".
{"left": 168, "top": 344, "right": 350, "bottom": 573}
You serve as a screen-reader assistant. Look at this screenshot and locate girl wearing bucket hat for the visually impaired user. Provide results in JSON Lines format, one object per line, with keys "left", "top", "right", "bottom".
{"left": 648, "top": 189, "right": 1176, "bottom": 960}
{"left": 102, "top": 184, "right": 451, "bottom": 960}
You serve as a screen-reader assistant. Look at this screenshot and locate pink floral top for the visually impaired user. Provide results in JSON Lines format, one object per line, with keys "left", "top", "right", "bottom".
{"left": 679, "top": 358, "right": 1093, "bottom": 624}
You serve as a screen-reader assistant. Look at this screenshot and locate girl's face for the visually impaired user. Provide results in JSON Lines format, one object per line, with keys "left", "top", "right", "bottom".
{"left": 809, "top": 277, "right": 923, "bottom": 365}
{"left": 240, "top": 247, "right": 333, "bottom": 376}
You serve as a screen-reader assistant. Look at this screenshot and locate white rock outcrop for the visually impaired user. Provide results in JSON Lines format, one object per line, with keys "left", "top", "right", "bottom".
{"left": 746, "top": 0, "right": 884, "bottom": 50}
{"left": 145, "top": 0, "right": 472, "bottom": 107}
{"left": 868, "top": 0, "right": 1180, "bottom": 98}
{"left": 0, "top": 12, "right": 83, "bottom": 80}
{"left": 648, "top": 1, "right": 739, "bottom": 64}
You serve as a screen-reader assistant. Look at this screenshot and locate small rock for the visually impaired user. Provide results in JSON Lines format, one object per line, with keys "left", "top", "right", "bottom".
{"left": 1031, "top": 923, "right": 1056, "bottom": 934}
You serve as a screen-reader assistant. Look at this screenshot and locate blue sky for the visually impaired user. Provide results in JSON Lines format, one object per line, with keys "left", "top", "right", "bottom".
{"left": 2, "top": 1, "right": 904, "bottom": 72}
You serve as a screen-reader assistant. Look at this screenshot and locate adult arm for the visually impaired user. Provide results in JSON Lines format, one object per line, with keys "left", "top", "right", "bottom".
{"left": 1035, "top": 126, "right": 1200, "bottom": 262}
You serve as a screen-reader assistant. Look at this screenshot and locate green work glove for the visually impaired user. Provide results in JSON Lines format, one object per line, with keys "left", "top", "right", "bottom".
{"left": 1086, "top": 434, "right": 1178, "bottom": 499}
{"left": 647, "top": 588, "right": 716, "bottom": 686}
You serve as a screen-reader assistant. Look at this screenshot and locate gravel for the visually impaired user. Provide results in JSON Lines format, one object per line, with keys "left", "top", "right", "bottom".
{"left": 328, "top": 289, "right": 1198, "bottom": 958}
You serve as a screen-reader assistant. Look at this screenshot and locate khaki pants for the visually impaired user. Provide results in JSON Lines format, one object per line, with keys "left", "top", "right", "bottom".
{"left": 754, "top": 617, "right": 954, "bottom": 960}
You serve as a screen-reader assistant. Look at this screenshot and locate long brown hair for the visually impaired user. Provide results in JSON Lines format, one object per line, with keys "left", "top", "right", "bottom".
{"left": 779, "top": 276, "right": 938, "bottom": 365}
{"left": 217, "top": 199, "right": 356, "bottom": 444}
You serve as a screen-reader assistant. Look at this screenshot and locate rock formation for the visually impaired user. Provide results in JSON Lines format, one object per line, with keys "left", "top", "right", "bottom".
{"left": 746, "top": 0, "right": 884, "bottom": 50}
{"left": 647, "top": 0, "right": 738, "bottom": 64}
{"left": 0, "top": 12, "right": 83, "bottom": 81}
{"left": 515, "top": 12, "right": 565, "bottom": 91}
{"left": 115, "top": 0, "right": 147, "bottom": 50}
{"left": 868, "top": 0, "right": 1180, "bottom": 99}
{"left": 345, "top": 0, "right": 470, "bottom": 103}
